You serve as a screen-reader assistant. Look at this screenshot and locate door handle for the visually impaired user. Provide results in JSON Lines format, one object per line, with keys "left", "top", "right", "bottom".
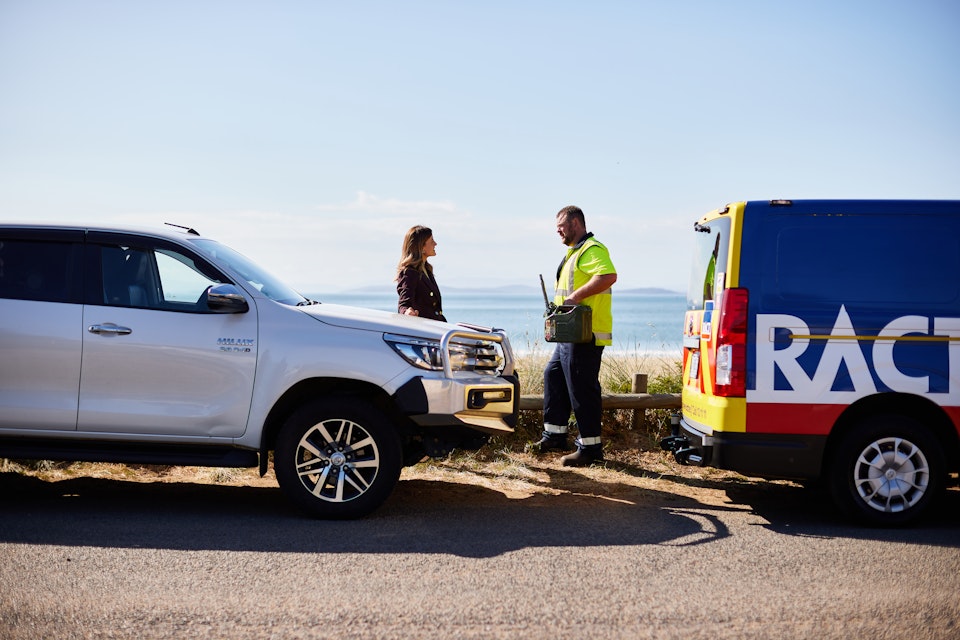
{"left": 88, "top": 323, "right": 133, "bottom": 336}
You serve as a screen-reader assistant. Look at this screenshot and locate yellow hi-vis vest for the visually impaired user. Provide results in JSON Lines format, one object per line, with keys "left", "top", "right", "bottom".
{"left": 554, "top": 237, "right": 614, "bottom": 346}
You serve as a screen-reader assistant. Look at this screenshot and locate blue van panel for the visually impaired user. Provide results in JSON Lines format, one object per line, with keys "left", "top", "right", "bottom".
{"left": 738, "top": 200, "right": 960, "bottom": 396}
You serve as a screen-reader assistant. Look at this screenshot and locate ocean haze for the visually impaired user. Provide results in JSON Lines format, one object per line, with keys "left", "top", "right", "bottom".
{"left": 335, "top": 284, "right": 683, "bottom": 296}
{"left": 317, "top": 290, "right": 685, "bottom": 356}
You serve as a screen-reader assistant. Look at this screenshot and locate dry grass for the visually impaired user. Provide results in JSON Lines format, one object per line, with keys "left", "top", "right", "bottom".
{"left": 514, "top": 345, "right": 681, "bottom": 395}
{"left": 400, "top": 448, "right": 765, "bottom": 506}
{"left": 0, "top": 459, "right": 279, "bottom": 488}
{"left": 0, "top": 449, "right": 758, "bottom": 506}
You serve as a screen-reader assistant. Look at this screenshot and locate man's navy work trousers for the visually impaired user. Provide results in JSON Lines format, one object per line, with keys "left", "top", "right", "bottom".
{"left": 543, "top": 340, "right": 605, "bottom": 440}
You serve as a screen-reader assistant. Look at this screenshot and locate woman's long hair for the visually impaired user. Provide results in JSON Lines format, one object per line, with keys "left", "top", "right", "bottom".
{"left": 396, "top": 225, "right": 434, "bottom": 278}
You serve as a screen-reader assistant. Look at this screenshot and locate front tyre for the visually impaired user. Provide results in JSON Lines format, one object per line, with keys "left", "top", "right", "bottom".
{"left": 829, "top": 415, "right": 944, "bottom": 526}
{"left": 275, "top": 399, "right": 402, "bottom": 519}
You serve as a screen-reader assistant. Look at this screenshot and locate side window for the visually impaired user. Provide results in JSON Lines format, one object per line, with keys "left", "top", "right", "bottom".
{"left": 0, "top": 239, "right": 82, "bottom": 303}
{"left": 100, "top": 245, "right": 159, "bottom": 308}
{"left": 155, "top": 248, "right": 223, "bottom": 307}
{"left": 98, "top": 243, "right": 224, "bottom": 312}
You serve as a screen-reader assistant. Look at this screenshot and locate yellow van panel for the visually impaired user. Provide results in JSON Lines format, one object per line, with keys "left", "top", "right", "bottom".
{"left": 681, "top": 387, "right": 747, "bottom": 433}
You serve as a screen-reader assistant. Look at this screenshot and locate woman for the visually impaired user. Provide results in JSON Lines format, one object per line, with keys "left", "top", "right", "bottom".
{"left": 396, "top": 225, "right": 446, "bottom": 321}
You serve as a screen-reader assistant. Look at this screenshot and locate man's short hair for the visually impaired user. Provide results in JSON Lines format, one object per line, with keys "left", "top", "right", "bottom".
{"left": 557, "top": 205, "right": 585, "bottom": 226}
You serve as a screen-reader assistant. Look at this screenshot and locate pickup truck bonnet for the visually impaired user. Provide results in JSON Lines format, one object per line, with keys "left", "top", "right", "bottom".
{"left": 298, "top": 302, "right": 451, "bottom": 338}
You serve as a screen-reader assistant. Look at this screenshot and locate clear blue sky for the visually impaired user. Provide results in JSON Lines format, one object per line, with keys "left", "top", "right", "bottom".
{"left": 2, "top": 1, "right": 957, "bottom": 294}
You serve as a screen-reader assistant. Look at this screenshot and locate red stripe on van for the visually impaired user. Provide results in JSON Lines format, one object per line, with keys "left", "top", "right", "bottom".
{"left": 748, "top": 402, "right": 960, "bottom": 436}
{"left": 746, "top": 403, "right": 845, "bottom": 435}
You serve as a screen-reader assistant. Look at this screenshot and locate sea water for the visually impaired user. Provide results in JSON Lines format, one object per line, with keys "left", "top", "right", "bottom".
{"left": 314, "top": 290, "right": 686, "bottom": 356}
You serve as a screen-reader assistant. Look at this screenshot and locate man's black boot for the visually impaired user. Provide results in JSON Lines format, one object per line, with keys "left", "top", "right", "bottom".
{"left": 531, "top": 431, "right": 572, "bottom": 453}
{"left": 561, "top": 443, "right": 604, "bottom": 467}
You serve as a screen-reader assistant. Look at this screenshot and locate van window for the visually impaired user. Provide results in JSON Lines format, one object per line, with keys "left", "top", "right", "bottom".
{"left": 687, "top": 217, "right": 730, "bottom": 310}
{"left": 0, "top": 239, "right": 82, "bottom": 303}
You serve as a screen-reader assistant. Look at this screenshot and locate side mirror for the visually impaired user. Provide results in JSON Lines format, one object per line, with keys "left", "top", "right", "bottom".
{"left": 204, "top": 284, "right": 249, "bottom": 313}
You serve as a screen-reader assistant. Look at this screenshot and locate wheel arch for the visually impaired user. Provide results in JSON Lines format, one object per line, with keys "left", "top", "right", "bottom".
{"left": 825, "top": 392, "right": 960, "bottom": 474}
{"left": 257, "top": 377, "right": 410, "bottom": 471}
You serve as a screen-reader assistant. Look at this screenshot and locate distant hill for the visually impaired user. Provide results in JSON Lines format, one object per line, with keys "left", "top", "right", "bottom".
{"left": 616, "top": 287, "right": 683, "bottom": 295}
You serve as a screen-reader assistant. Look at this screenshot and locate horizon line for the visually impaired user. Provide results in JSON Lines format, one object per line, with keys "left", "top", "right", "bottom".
{"left": 314, "top": 284, "right": 685, "bottom": 296}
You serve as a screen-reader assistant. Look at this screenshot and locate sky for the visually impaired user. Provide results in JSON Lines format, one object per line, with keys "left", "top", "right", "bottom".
{"left": 1, "top": 1, "right": 958, "bottom": 294}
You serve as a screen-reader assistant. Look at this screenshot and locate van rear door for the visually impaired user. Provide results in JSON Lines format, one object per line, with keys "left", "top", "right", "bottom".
{"left": 680, "top": 204, "right": 747, "bottom": 436}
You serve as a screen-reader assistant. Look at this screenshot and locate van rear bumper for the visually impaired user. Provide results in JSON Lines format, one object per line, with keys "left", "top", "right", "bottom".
{"left": 662, "top": 416, "right": 826, "bottom": 481}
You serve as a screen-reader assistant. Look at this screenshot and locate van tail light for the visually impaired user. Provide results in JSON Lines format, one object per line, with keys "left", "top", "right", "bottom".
{"left": 714, "top": 288, "right": 748, "bottom": 397}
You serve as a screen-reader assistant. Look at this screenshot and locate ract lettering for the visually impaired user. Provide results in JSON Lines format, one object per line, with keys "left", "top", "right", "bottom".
{"left": 751, "top": 305, "right": 960, "bottom": 404}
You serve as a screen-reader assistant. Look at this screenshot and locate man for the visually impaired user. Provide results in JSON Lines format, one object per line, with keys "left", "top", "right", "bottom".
{"left": 535, "top": 205, "right": 617, "bottom": 466}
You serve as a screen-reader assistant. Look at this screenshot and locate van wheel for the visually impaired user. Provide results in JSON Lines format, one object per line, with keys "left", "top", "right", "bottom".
{"left": 829, "top": 415, "right": 943, "bottom": 526}
{"left": 275, "top": 399, "right": 402, "bottom": 519}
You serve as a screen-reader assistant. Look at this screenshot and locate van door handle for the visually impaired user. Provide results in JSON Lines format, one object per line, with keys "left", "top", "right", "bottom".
{"left": 88, "top": 323, "right": 133, "bottom": 336}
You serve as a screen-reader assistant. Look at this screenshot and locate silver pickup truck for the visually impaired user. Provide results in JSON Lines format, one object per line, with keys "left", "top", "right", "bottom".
{"left": 0, "top": 223, "right": 519, "bottom": 518}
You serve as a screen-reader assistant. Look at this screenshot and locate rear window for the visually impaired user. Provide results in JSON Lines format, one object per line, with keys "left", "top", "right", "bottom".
{"left": 0, "top": 239, "right": 83, "bottom": 303}
{"left": 687, "top": 216, "right": 731, "bottom": 310}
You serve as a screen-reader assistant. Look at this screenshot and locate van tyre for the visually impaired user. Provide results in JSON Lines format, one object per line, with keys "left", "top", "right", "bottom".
{"left": 829, "top": 415, "right": 944, "bottom": 526}
{"left": 275, "top": 399, "right": 402, "bottom": 519}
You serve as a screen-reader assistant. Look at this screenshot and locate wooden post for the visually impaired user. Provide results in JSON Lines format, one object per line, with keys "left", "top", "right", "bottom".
{"left": 631, "top": 373, "right": 648, "bottom": 430}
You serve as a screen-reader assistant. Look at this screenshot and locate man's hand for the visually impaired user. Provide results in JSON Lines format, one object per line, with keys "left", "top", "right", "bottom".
{"left": 565, "top": 273, "right": 618, "bottom": 305}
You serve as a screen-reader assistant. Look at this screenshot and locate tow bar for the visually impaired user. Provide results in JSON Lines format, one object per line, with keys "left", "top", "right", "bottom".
{"left": 659, "top": 413, "right": 704, "bottom": 465}
{"left": 660, "top": 435, "right": 702, "bottom": 465}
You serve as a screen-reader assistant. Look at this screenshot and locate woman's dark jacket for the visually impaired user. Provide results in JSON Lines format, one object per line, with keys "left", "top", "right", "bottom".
{"left": 397, "top": 267, "right": 446, "bottom": 321}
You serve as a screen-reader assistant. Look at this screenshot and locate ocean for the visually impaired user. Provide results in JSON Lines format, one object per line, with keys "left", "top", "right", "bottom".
{"left": 314, "top": 290, "right": 687, "bottom": 356}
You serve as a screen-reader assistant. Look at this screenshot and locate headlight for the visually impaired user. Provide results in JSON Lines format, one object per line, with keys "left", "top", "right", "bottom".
{"left": 384, "top": 335, "right": 445, "bottom": 370}
{"left": 383, "top": 334, "right": 503, "bottom": 374}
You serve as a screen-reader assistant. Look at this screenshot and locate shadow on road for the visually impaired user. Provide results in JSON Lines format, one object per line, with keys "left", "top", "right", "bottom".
{"left": 603, "top": 459, "right": 960, "bottom": 547}
{"left": 1, "top": 470, "right": 956, "bottom": 556}
{"left": 723, "top": 479, "right": 960, "bottom": 545}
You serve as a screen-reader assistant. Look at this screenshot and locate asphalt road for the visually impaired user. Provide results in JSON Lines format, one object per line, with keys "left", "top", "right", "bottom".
{"left": 1, "top": 467, "right": 958, "bottom": 639}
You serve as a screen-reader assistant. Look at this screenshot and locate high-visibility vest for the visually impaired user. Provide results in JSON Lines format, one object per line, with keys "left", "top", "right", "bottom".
{"left": 554, "top": 237, "right": 614, "bottom": 346}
